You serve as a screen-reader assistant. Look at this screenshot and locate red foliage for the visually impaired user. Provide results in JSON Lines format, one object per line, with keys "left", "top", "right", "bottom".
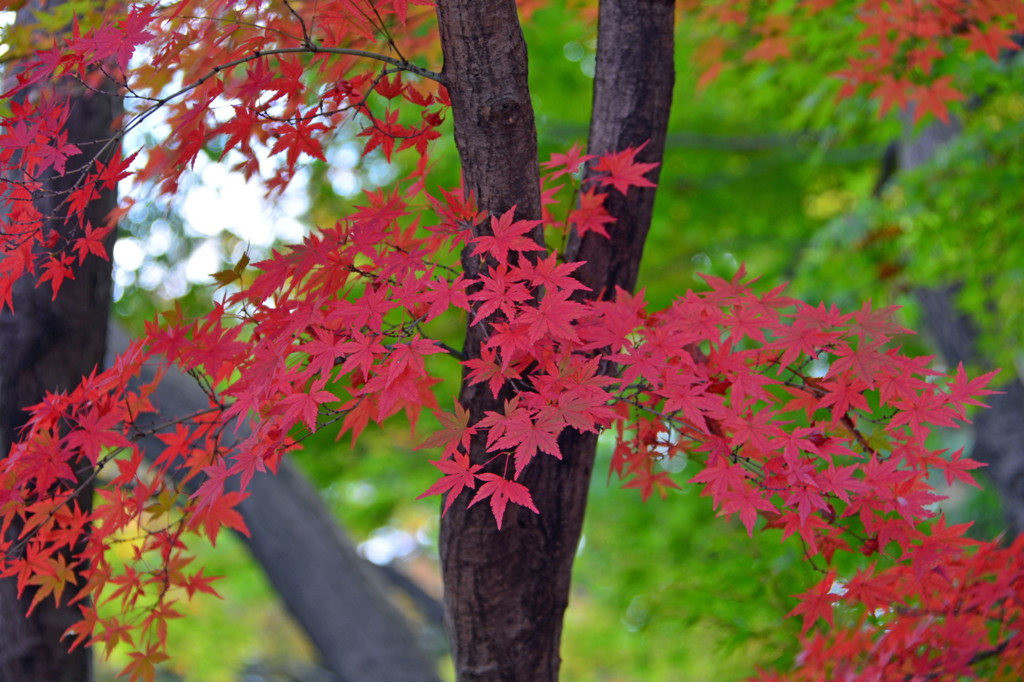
{"left": 0, "top": 1, "right": 1022, "bottom": 680}
{"left": 691, "top": 0, "right": 1022, "bottom": 120}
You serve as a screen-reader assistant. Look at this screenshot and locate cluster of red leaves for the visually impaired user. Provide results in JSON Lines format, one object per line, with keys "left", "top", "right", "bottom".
{"left": 597, "top": 284, "right": 1024, "bottom": 679}
{"left": 0, "top": 0, "right": 442, "bottom": 314}
{"left": 1, "top": 131, "right": 1015, "bottom": 677}
{"left": 0, "top": 341, "right": 228, "bottom": 674}
{"left": 419, "top": 155, "right": 1020, "bottom": 678}
{"left": 689, "top": 0, "right": 1023, "bottom": 122}
{"left": 0, "top": 1, "right": 1022, "bottom": 681}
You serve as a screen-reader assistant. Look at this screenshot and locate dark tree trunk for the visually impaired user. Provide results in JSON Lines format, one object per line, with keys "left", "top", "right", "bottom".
{"left": 435, "top": 1, "right": 674, "bottom": 680}
{"left": 567, "top": 0, "right": 676, "bottom": 297}
{"left": 435, "top": 0, "right": 542, "bottom": 222}
{"left": 106, "top": 326, "right": 442, "bottom": 682}
{"left": 0, "top": 58, "right": 120, "bottom": 682}
{"left": 435, "top": 2, "right": 547, "bottom": 678}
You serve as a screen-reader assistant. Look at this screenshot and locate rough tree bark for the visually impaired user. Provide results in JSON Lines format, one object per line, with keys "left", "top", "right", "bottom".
{"left": 0, "top": 31, "right": 120, "bottom": 682}
{"left": 567, "top": 0, "right": 676, "bottom": 295}
{"left": 106, "top": 326, "right": 441, "bottom": 682}
{"left": 435, "top": 1, "right": 675, "bottom": 680}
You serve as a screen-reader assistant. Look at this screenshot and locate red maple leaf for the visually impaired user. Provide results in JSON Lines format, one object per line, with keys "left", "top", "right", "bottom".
{"left": 517, "top": 253, "right": 590, "bottom": 293}
{"left": 468, "top": 473, "right": 539, "bottom": 529}
{"left": 516, "top": 289, "right": 586, "bottom": 344}
{"left": 417, "top": 451, "right": 483, "bottom": 514}
{"left": 24, "top": 551, "right": 78, "bottom": 616}
{"left": 966, "top": 23, "right": 1020, "bottom": 61}
{"left": 463, "top": 346, "right": 523, "bottom": 398}
{"left": 787, "top": 571, "right": 839, "bottom": 634}
{"left": 269, "top": 117, "right": 328, "bottom": 169}
{"left": 72, "top": 223, "right": 113, "bottom": 265}
{"left": 568, "top": 188, "right": 616, "bottom": 238}
{"left": 35, "top": 132, "right": 80, "bottom": 175}
{"left": 540, "top": 142, "right": 594, "bottom": 179}
{"left": 911, "top": 76, "right": 964, "bottom": 124}
{"left": 945, "top": 363, "right": 999, "bottom": 415}
{"left": 488, "top": 408, "right": 563, "bottom": 476}
{"left": 191, "top": 491, "right": 250, "bottom": 546}
{"left": 872, "top": 75, "right": 912, "bottom": 117}
{"left": 623, "top": 465, "right": 682, "bottom": 501}
{"left": 934, "top": 448, "right": 985, "bottom": 488}
{"left": 467, "top": 264, "right": 532, "bottom": 325}
{"left": 39, "top": 253, "right": 75, "bottom": 298}
{"left": 591, "top": 144, "right": 659, "bottom": 194}
{"left": 719, "top": 482, "right": 777, "bottom": 535}
{"left": 418, "top": 400, "right": 476, "bottom": 458}
{"left": 689, "top": 458, "right": 752, "bottom": 501}
{"left": 471, "top": 207, "right": 545, "bottom": 264}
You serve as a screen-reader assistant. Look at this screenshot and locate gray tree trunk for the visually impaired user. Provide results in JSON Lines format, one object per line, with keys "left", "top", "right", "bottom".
{"left": 879, "top": 110, "right": 1024, "bottom": 535}
{"left": 915, "top": 285, "right": 1024, "bottom": 535}
{"left": 106, "top": 326, "right": 441, "bottom": 682}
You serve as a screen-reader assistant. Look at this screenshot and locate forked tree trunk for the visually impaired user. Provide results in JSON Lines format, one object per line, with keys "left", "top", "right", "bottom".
{"left": 0, "top": 49, "right": 120, "bottom": 682}
{"left": 435, "top": 1, "right": 675, "bottom": 679}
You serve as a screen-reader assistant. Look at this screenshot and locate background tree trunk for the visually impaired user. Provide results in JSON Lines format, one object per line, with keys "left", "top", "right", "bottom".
{"left": 436, "top": 1, "right": 674, "bottom": 679}
{"left": 0, "top": 44, "right": 120, "bottom": 682}
{"left": 879, "top": 112, "right": 1024, "bottom": 536}
{"left": 899, "top": 115, "right": 1024, "bottom": 535}
{"left": 916, "top": 287, "right": 1024, "bottom": 535}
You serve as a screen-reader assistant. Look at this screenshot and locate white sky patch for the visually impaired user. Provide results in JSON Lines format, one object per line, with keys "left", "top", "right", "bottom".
{"left": 136, "top": 262, "right": 167, "bottom": 291}
{"left": 808, "top": 353, "right": 831, "bottom": 378}
{"left": 113, "top": 152, "right": 313, "bottom": 300}
{"left": 358, "top": 526, "right": 419, "bottom": 565}
{"left": 183, "top": 239, "right": 224, "bottom": 282}
{"left": 145, "top": 219, "right": 175, "bottom": 256}
{"left": 109, "top": 41, "right": 400, "bottom": 304}
{"left": 0, "top": 12, "right": 14, "bottom": 58}
{"left": 327, "top": 144, "right": 363, "bottom": 196}
{"left": 654, "top": 427, "right": 689, "bottom": 473}
{"left": 113, "top": 238, "right": 145, "bottom": 272}
{"left": 180, "top": 158, "right": 308, "bottom": 247}
{"left": 116, "top": 88, "right": 314, "bottom": 298}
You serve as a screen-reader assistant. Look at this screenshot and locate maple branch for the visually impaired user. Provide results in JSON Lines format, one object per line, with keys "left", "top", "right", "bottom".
{"left": 914, "top": 636, "right": 1011, "bottom": 680}
{"left": 171, "top": 13, "right": 305, "bottom": 43}
{"left": 3, "top": 403, "right": 225, "bottom": 562}
{"left": 786, "top": 366, "right": 882, "bottom": 459}
{"left": 431, "top": 340, "right": 465, "bottom": 361}
{"left": 104, "top": 44, "right": 440, "bottom": 162}
{"left": 3, "top": 39, "right": 444, "bottom": 255}
{"left": 615, "top": 394, "right": 706, "bottom": 441}
{"left": 97, "top": 44, "right": 440, "bottom": 140}
{"left": 365, "top": 3, "right": 409, "bottom": 64}
{"left": 281, "top": 0, "right": 312, "bottom": 46}
{"left": 276, "top": 45, "right": 441, "bottom": 83}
